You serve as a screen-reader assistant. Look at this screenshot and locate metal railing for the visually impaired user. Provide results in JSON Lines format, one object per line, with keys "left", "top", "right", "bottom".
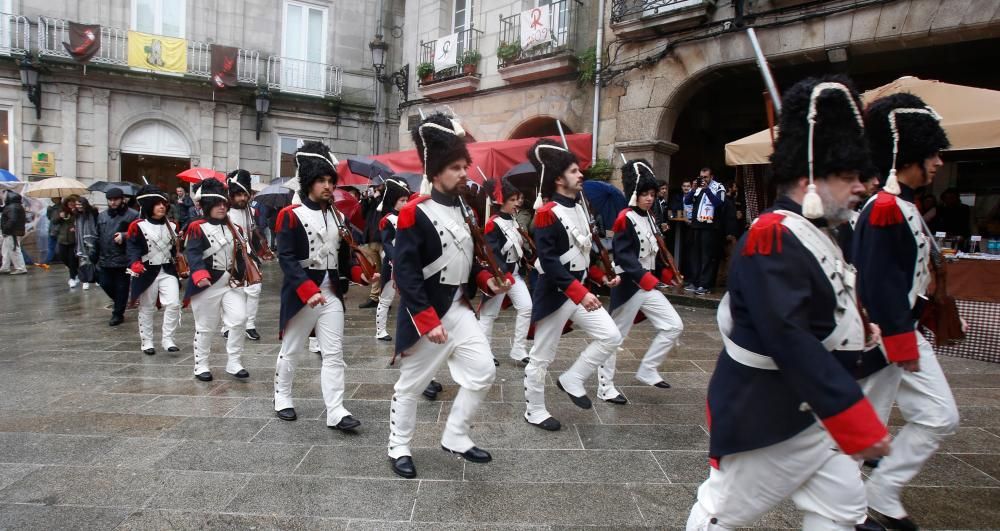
{"left": 266, "top": 56, "right": 343, "bottom": 97}
{"left": 497, "top": 0, "right": 580, "bottom": 69}
{"left": 418, "top": 27, "right": 483, "bottom": 83}
{"left": 0, "top": 12, "right": 30, "bottom": 56}
{"left": 610, "top": 0, "right": 708, "bottom": 23}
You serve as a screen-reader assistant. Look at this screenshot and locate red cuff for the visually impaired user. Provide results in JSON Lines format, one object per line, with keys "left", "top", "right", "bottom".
{"left": 411, "top": 306, "right": 441, "bottom": 335}
{"left": 588, "top": 265, "right": 606, "bottom": 284}
{"left": 476, "top": 269, "right": 494, "bottom": 294}
{"left": 882, "top": 330, "right": 919, "bottom": 362}
{"left": 351, "top": 265, "right": 364, "bottom": 285}
{"left": 295, "top": 279, "right": 320, "bottom": 303}
{"left": 821, "top": 397, "right": 889, "bottom": 455}
{"left": 505, "top": 273, "right": 515, "bottom": 286}
{"left": 660, "top": 268, "right": 675, "bottom": 285}
{"left": 565, "top": 279, "right": 590, "bottom": 305}
{"left": 638, "top": 272, "right": 658, "bottom": 291}
{"left": 129, "top": 261, "right": 145, "bottom": 275}
{"left": 191, "top": 269, "right": 211, "bottom": 285}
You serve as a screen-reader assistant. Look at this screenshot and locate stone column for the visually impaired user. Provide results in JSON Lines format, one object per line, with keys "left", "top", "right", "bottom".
{"left": 226, "top": 104, "right": 242, "bottom": 171}
{"left": 199, "top": 102, "right": 215, "bottom": 168}
{"left": 92, "top": 89, "right": 111, "bottom": 180}
{"left": 108, "top": 149, "right": 121, "bottom": 183}
{"left": 59, "top": 85, "right": 79, "bottom": 179}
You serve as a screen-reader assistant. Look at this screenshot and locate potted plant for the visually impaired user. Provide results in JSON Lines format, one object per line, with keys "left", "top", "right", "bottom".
{"left": 417, "top": 62, "right": 435, "bottom": 84}
{"left": 460, "top": 49, "right": 481, "bottom": 75}
{"left": 497, "top": 41, "right": 521, "bottom": 65}
{"left": 584, "top": 158, "right": 613, "bottom": 181}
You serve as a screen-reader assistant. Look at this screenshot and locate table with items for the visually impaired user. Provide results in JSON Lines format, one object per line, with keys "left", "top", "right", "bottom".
{"left": 931, "top": 252, "right": 1000, "bottom": 363}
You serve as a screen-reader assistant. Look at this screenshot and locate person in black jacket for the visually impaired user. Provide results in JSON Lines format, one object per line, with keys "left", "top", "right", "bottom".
{"left": 683, "top": 168, "right": 725, "bottom": 295}
{"left": 1, "top": 191, "right": 27, "bottom": 274}
{"left": 95, "top": 187, "right": 139, "bottom": 325}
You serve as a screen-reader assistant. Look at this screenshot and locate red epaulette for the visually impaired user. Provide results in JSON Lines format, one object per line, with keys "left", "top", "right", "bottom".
{"left": 378, "top": 213, "right": 393, "bottom": 231}
{"left": 397, "top": 195, "right": 431, "bottom": 229}
{"left": 126, "top": 219, "right": 144, "bottom": 238}
{"left": 484, "top": 214, "right": 499, "bottom": 234}
{"left": 742, "top": 212, "right": 788, "bottom": 256}
{"left": 612, "top": 208, "right": 631, "bottom": 234}
{"left": 533, "top": 202, "right": 557, "bottom": 228}
{"left": 185, "top": 219, "right": 206, "bottom": 239}
{"left": 275, "top": 204, "right": 302, "bottom": 233}
{"left": 869, "top": 191, "right": 904, "bottom": 227}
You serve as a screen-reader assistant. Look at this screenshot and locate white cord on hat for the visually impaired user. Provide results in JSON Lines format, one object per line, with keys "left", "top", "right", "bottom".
{"left": 883, "top": 106, "right": 943, "bottom": 196}
{"left": 627, "top": 161, "right": 655, "bottom": 207}
{"left": 804, "top": 82, "right": 865, "bottom": 219}
{"left": 532, "top": 143, "right": 569, "bottom": 209}
{"left": 417, "top": 119, "right": 466, "bottom": 195}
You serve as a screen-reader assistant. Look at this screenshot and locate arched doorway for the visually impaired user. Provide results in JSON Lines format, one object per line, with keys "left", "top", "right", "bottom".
{"left": 508, "top": 116, "right": 573, "bottom": 139}
{"left": 119, "top": 120, "right": 192, "bottom": 193}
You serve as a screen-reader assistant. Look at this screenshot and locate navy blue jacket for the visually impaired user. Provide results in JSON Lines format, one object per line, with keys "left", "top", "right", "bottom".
{"left": 125, "top": 218, "right": 178, "bottom": 303}
{"left": 379, "top": 210, "right": 398, "bottom": 288}
{"left": 609, "top": 207, "right": 674, "bottom": 314}
{"left": 182, "top": 218, "right": 232, "bottom": 305}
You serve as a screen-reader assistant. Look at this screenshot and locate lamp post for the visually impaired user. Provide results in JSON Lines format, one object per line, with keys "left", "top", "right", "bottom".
{"left": 369, "top": 35, "right": 408, "bottom": 105}
{"left": 19, "top": 56, "right": 41, "bottom": 120}
{"left": 254, "top": 87, "right": 270, "bottom": 141}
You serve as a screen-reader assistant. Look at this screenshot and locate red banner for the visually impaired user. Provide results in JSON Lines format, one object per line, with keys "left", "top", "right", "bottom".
{"left": 62, "top": 22, "right": 101, "bottom": 63}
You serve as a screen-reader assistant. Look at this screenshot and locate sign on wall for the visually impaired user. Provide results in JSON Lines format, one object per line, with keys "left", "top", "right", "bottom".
{"left": 520, "top": 5, "right": 552, "bottom": 50}
{"left": 434, "top": 33, "right": 458, "bottom": 73}
{"left": 127, "top": 31, "right": 187, "bottom": 74}
{"left": 31, "top": 151, "right": 55, "bottom": 175}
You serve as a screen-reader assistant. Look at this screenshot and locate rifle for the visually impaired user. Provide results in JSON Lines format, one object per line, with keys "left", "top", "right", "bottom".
{"left": 330, "top": 207, "right": 377, "bottom": 282}
{"left": 645, "top": 215, "right": 683, "bottom": 287}
{"left": 459, "top": 192, "right": 509, "bottom": 289}
{"left": 251, "top": 226, "right": 275, "bottom": 261}
{"left": 516, "top": 225, "right": 537, "bottom": 266}
{"left": 581, "top": 194, "right": 617, "bottom": 283}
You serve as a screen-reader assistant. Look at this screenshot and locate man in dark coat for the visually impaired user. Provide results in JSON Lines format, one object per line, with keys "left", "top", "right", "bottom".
{"left": 0, "top": 191, "right": 27, "bottom": 274}
{"left": 95, "top": 187, "right": 139, "bottom": 325}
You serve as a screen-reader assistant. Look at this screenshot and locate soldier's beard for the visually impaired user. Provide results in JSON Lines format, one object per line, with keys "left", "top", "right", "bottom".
{"left": 819, "top": 186, "right": 858, "bottom": 225}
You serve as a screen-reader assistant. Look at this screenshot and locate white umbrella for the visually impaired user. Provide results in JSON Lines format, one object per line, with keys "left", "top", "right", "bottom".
{"left": 24, "top": 176, "right": 89, "bottom": 198}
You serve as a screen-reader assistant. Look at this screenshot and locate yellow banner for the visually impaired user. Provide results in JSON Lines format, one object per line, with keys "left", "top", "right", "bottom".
{"left": 127, "top": 31, "right": 187, "bottom": 74}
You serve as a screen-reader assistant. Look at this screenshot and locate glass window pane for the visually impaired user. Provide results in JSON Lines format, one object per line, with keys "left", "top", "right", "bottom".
{"left": 284, "top": 4, "right": 303, "bottom": 59}
{"left": 160, "top": 0, "right": 184, "bottom": 37}
{"left": 307, "top": 8, "right": 323, "bottom": 63}
{"left": 0, "top": 110, "right": 9, "bottom": 171}
{"left": 135, "top": 0, "right": 155, "bottom": 32}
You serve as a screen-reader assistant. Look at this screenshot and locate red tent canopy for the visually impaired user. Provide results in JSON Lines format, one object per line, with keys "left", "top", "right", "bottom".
{"left": 369, "top": 133, "right": 592, "bottom": 183}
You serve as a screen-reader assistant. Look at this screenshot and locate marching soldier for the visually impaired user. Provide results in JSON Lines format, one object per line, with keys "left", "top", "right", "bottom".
{"left": 854, "top": 92, "right": 960, "bottom": 531}
{"left": 597, "top": 159, "right": 684, "bottom": 403}
{"left": 479, "top": 177, "right": 533, "bottom": 364}
{"left": 223, "top": 169, "right": 268, "bottom": 341}
{"left": 375, "top": 177, "right": 411, "bottom": 341}
{"left": 387, "top": 113, "right": 509, "bottom": 479}
{"left": 126, "top": 185, "right": 181, "bottom": 356}
{"left": 183, "top": 177, "right": 250, "bottom": 381}
{"left": 273, "top": 141, "right": 371, "bottom": 431}
{"left": 686, "top": 77, "right": 890, "bottom": 530}
{"left": 523, "top": 139, "right": 623, "bottom": 432}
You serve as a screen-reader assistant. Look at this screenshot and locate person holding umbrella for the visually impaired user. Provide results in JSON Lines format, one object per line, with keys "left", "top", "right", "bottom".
{"left": 0, "top": 190, "right": 27, "bottom": 275}
{"left": 95, "top": 187, "right": 138, "bottom": 326}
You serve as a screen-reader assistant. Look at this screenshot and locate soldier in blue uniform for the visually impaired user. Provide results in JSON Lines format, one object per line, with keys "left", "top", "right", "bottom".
{"left": 854, "top": 93, "right": 960, "bottom": 531}
{"left": 523, "top": 139, "right": 623, "bottom": 432}
{"left": 596, "top": 159, "right": 684, "bottom": 403}
{"left": 387, "top": 113, "right": 509, "bottom": 479}
{"left": 686, "top": 77, "right": 890, "bottom": 530}
{"left": 375, "top": 177, "right": 411, "bottom": 341}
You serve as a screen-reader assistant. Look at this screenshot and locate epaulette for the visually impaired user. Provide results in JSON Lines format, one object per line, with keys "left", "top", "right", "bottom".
{"left": 126, "top": 219, "right": 144, "bottom": 238}
{"left": 275, "top": 204, "right": 302, "bottom": 233}
{"left": 741, "top": 212, "right": 788, "bottom": 256}
{"left": 612, "top": 208, "right": 631, "bottom": 234}
{"left": 185, "top": 219, "right": 206, "bottom": 238}
{"left": 869, "top": 191, "right": 904, "bottom": 227}
{"left": 533, "top": 202, "right": 557, "bottom": 228}
{"left": 397, "top": 195, "right": 432, "bottom": 229}
{"left": 484, "top": 214, "right": 498, "bottom": 235}
{"left": 378, "top": 213, "right": 393, "bottom": 231}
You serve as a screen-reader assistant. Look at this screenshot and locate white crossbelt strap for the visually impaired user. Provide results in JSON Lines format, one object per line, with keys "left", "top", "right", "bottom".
{"left": 300, "top": 227, "right": 338, "bottom": 270}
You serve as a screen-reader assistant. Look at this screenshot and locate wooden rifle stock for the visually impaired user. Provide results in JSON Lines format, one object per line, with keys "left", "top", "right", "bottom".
{"left": 251, "top": 227, "right": 275, "bottom": 261}
{"left": 516, "top": 225, "right": 537, "bottom": 266}
{"left": 331, "top": 207, "right": 377, "bottom": 282}
{"left": 582, "top": 195, "right": 617, "bottom": 282}
{"left": 650, "top": 222, "right": 683, "bottom": 287}
{"left": 460, "top": 195, "right": 507, "bottom": 288}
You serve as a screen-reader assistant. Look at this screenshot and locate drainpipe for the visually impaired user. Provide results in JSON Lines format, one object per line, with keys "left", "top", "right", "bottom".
{"left": 591, "top": 0, "right": 605, "bottom": 165}
{"left": 373, "top": 0, "right": 386, "bottom": 153}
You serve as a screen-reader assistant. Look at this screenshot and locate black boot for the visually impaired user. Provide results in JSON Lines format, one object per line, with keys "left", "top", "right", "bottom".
{"left": 390, "top": 456, "right": 417, "bottom": 478}
{"left": 359, "top": 299, "right": 378, "bottom": 309}
{"left": 245, "top": 328, "right": 261, "bottom": 341}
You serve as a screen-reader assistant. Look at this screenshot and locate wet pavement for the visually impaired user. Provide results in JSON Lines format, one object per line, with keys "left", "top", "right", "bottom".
{"left": 0, "top": 265, "right": 998, "bottom": 529}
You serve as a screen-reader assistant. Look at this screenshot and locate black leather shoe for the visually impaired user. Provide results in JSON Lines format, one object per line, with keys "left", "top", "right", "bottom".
{"left": 195, "top": 371, "right": 213, "bottom": 382}
{"left": 869, "top": 510, "right": 917, "bottom": 531}
{"left": 525, "top": 416, "right": 561, "bottom": 431}
{"left": 856, "top": 517, "right": 886, "bottom": 531}
{"left": 109, "top": 316, "right": 124, "bottom": 326}
{"left": 376, "top": 333, "right": 392, "bottom": 342}
{"left": 330, "top": 415, "right": 361, "bottom": 431}
{"left": 276, "top": 408, "right": 297, "bottom": 421}
{"left": 603, "top": 394, "right": 628, "bottom": 405}
{"left": 390, "top": 456, "right": 417, "bottom": 479}
{"left": 520, "top": 357, "right": 529, "bottom": 364}
{"left": 229, "top": 369, "right": 250, "bottom": 379}
{"left": 442, "top": 445, "right": 492, "bottom": 463}
{"left": 222, "top": 330, "right": 229, "bottom": 338}
{"left": 429, "top": 380, "right": 443, "bottom": 392}
{"left": 167, "top": 345, "right": 180, "bottom": 352}
{"left": 245, "top": 328, "right": 261, "bottom": 341}
{"left": 653, "top": 381, "right": 672, "bottom": 389}
{"left": 864, "top": 458, "right": 882, "bottom": 469}
{"left": 359, "top": 299, "right": 378, "bottom": 309}
{"left": 493, "top": 358, "right": 500, "bottom": 366}
{"left": 556, "top": 379, "right": 592, "bottom": 409}
{"left": 142, "top": 348, "right": 155, "bottom": 356}
{"left": 422, "top": 380, "right": 443, "bottom": 400}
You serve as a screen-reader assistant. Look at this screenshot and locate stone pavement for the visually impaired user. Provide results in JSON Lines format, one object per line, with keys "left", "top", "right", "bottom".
{"left": 0, "top": 265, "right": 998, "bottom": 530}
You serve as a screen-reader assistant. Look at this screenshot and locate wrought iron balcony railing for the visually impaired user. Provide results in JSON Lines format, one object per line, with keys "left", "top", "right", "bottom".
{"left": 610, "top": 0, "right": 709, "bottom": 24}
{"left": 497, "top": 0, "right": 581, "bottom": 69}
{"left": 265, "top": 56, "right": 343, "bottom": 98}
{"left": 0, "top": 12, "right": 30, "bottom": 56}
{"left": 418, "top": 27, "right": 483, "bottom": 84}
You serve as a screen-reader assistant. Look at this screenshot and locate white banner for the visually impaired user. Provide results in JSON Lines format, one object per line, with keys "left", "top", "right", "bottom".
{"left": 520, "top": 5, "right": 552, "bottom": 50}
{"left": 434, "top": 33, "right": 458, "bottom": 72}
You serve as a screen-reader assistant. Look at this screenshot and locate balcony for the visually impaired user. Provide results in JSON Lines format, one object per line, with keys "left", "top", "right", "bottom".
{"left": 497, "top": 0, "right": 581, "bottom": 85}
{"left": 610, "top": 0, "right": 716, "bottom": 38}
{"left": 0, "top": 12, "right": 30, "bottom": 56}
{"left": 417, "top": 27, "right": 483, "bottom": 100}
{"left": 265, "top": 56, "right": 343, "bottom": 98}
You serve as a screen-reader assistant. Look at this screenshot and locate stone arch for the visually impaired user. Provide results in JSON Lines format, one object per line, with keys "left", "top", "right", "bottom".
{"left": 111, "top": 111, "right": 199, "bottom": 161}
{"left": 507, "top": 115, "right": 575, "bottom": 139}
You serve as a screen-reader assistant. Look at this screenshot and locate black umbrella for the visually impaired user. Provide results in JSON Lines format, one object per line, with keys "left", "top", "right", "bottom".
{"left": 346, "top": 156, "right": 394, "bottom": 184}
{"left": 255, "top": 183, "right": 294, "bottom": 209}
{"left": 394, "top": 173, "right": 424, "bottom": 193}
{"left": 88, "top": 181, "right": 140, "bottom": 196}
{"left": 501, "top": 162, "right": 540, "bottom": 205}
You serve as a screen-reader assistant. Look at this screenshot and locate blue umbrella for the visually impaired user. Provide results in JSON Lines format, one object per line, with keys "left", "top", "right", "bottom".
{"left": 583, "top": 180, "right": 626, "bottom": 232}
{"left": 0, "top": 169, "right": 18, "bottom": 182}
{"left": 0, "top": 169, "right": 22, "bottom": 191}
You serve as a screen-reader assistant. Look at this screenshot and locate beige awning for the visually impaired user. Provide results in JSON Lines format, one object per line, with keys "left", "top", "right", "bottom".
{"left": 724, "top": 76, "right": 1000, "bottom": 166}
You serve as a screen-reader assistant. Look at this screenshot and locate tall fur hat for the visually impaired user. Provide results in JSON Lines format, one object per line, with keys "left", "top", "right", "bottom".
{"left": 864, "top": 92, "right": 949, "bottom": 195}
{"left": 410, "top": 112, "right": 471, "bottom": 195}
{"left": 527, "top": 138, "right": 577, "bottom": 209}
{"left": 482, "top": 176, "right": 521, "bottom": 205}
{"left": 769, "top": 76, "right": 870, "bottom": 218}
{"left": 195, "top": 177, "right": 229, "bottom": 213}
{"left": 295, "top": 141, "right": 339, "bottom": 198}
{"left": 227, "top": 169, "right": 253, "bottom": 197}
{"left": 378, "top": 176, "right": 411, "bottom": 213}
{"left": 621, "top": 158, "right": 659, "bottom": 207}
{"left": 136, "top": 184, "right": 169, "bottom": 219}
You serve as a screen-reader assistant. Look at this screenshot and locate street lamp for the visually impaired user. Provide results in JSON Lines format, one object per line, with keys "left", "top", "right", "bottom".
{"left": 19, "top": 56, "right": 41, "bottom": 120}
{"left": 369, "top": 35, "right": 388, "bottom": 79}
{"left": 369, "top": 35, "right": 409, "bottom": 106}
{"left": 254, "top": 87, "right": 270, "bottom": 141}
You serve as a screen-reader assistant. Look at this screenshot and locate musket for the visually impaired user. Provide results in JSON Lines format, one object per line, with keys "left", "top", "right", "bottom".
{"left": 330, "top": 206, "right": 377, "bottom": 282}
{"left": 459, "top": 191, "right": 509, "bottom": 289}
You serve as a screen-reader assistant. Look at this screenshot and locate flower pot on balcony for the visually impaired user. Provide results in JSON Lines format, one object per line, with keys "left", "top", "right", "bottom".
{"left": 417, "top": 62, "right": 435, "bottom": 85}
{"left": 462, "top": 64, "right": 477, "bottom": 75}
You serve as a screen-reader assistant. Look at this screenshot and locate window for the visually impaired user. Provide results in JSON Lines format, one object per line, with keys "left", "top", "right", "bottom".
{"left": 537, "top": 0, "right": 570, "bottom": 47}
{"left": 0, "top": 108, "right": 11, "bottom": 172}
{"left": 282, "top": 1, "right": 328, "bottom": 93}
{"left": 452, "top": 0, "right": 470, "bottom": 56}
{"left": 278, "top": 136, "right": 307, "bottom": 178}
{"left": 131, "top": 0, "right": 186, "bottom": 37}
{"left": 0, "top": 0, "right": 12, "bottom": 14}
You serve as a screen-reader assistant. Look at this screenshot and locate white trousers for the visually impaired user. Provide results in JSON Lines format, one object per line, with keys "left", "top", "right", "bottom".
{"left": 221, "top": 282, "right": 261, "bottom": 332}
{"left": 687, "top": 424, "right": 867, "bottom": 530}
{"left": 190, "top": 272, "right": 247, "bottom": 375}
{"left": 598, "top": 288, "right": 684, "bottom": 398}
{"left": 863, "top": 331, "right": 959, "bottom": 518}
{"left": 478, "top": 272, "right": 532, "bottom": 360}
{"left": 274, "top": 283, "right": 351, "bottom": 427}
{"left": 137, "top": 270, "right": 180, "bottom": 351}
{"left": 0, "top": 235, "right": 26, "bottom": 272}
{"left": 388, "top": 301, "right": 496, "bottom": 459}
{"left": 524, "top": 298, "right": 623, "bottom": 423}
{"left": 375, "top": 279, "right": 396, "bottom": 336}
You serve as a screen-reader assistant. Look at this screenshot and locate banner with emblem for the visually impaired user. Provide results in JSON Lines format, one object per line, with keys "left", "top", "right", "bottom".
{"left": 210, "top": 45, "right": 239, "bottom": 88}
{"left": 433, "top": 33, "right": 458, "bottom": 73}
{"left": 520, "top": 5, "right": 552, "bottom": 50}
{"left": 62, "top": 22, "right": 101, "bottom": 63}
{"left": 127, "top": 30, "right": 187, "bottom": 74}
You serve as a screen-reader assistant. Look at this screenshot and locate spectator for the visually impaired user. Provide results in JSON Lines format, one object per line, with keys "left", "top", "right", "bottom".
{"left": 74, "top": 197, "right": 100, "bottom": 290}
{"left": 95, "top": 187, "right": 138, "bottom": 326}
{"left": 934, "top": 187, "right": 972, "bottom": 244}
{"left": 171, "top": 186, "right": 194, "bottom": 228}
{"left": 682, "top": 167, "right": 725, "bottom": 295}
{"left": 52, "top": 195, "right": 81, "bottom": 289}
{"left": 0, "top": 190, "right": 27, "bottom": 274}
{"left": 919, "top": 194, "right": 937, "bottom": 224}
{"left": 46, "top": 197, "right": 61, "bottom": 264}
{"left": 653, "top": 179, "right": 670, "bottom": 233}
{"left": 676, "top": 180, "right": 695, "bottom": 281}
{"left": 358, "top": 184, "right": 385, "bottom": 309}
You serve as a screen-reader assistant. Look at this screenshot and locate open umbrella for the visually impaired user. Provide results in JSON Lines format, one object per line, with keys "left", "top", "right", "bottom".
{"left": 393, "top": 173, "right": 423, "bottom": 193}
{"left": 334, "top": 188, "right": 365, "bottom": 230}
{"left": 177, "top": 167, "right": 227, "bottom": 184}
{"left": 583, "top": 180, "right": 626, "bottom": 231}
{"left": 0, "top": 169, "right": 24, "bottom": 191}
{"left": 255, "top": 183, "right": 295, "bottom": 210}
{"left": 342, "top": 156, "right": 393, "bottom": 186}
{"left": 88, "top": 181, "right": 140, "bottom": 196}
{"left": 25, "top": 176, "right": 89, "bottom": 198}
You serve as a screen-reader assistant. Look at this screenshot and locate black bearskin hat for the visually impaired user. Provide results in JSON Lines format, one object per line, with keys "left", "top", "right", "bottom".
{"left": 378, "top": 176, "right": 411, "bottom": 213}
{"left": 411, "top": 112, "right": 471, "bottom": 192}
{"left": 482, "top": 176, "right": 521, "bottom": 205}
{"left": 769, "top": 76, "right": 870, "bottom": 186}
{"left": 136, "top": 184, "right": 168, "bottom": 219}
{"left": 621, "top": 158, "right": 659, "bottom": 207}
{"left": 195, "top": 177, "right": 229, "bottom": 213}
{"left": 864, "top": 92, "right": 949, "bottom": 180}
{"left": 295, "top": 141, "right": 339, "bottom": 198}
{"left": 528, "top": 138, "right": 577, "bottom": 207}
{"left": 227, "top": 169, "right": 253, "bottom": 197}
